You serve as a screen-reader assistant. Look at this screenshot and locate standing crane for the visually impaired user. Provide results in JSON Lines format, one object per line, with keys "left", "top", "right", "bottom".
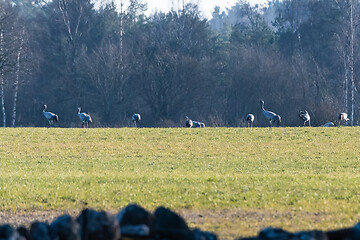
{"left": 338, "top": 113, "right": 349, "bottom": 126}
{"left": 77, "top": 107, "right": 92, "bottom": 128}
{"left": 246, "top": 114, "right": 255, "bottom": 128}
{"left": 299, "top": 110, "right": 311, "bottom": 126}
{"left": 132, "top": 113, "right": 141, "bottom": 127}
{"left": 259, "top": 100, "right": 281, "bottom": 127}
{"left": 42, "top": 105, "right": 58, "bottom": 127}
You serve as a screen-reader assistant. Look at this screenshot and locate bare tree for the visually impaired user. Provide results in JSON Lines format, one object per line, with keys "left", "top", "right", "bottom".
{"left": 78, "top": 41, "right": 132, "bottom": 124}
{"left": 58, "top": 0, "right": 85, "bottom": 62}
{"left": 57, "top": 0, "right": 93, "bottom": 103}
{"left": 142, "top": 52, "right": 199, "bottom": 121}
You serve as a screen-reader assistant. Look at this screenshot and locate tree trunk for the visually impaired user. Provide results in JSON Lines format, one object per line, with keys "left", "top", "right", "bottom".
{"left": 349, "top": 0, "right": 355, "bottom": 126}
{"left": 0, "top": 31, "right": 6, "bottom": 128}
{"left": 12, "top": 29, "right": 24, "bottom": 127}
{"left": 343, "top": 53, "right": 349, "bottom": 117}
{"left": 0, "top": 78, "right": 5, "bottom": 128}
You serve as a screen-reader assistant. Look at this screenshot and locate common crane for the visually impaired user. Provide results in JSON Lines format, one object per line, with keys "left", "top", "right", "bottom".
{"left": 338, "top": 113, "right": 349, "bottom": 126}
{"left": 323, "top": 121, "right": 335, "bottom": 127}
{"left": 193, "top": 121, "right": 205, "bottom": 128}
{"left": 246, "top": 114, "right": 255, "bottom": 128}
{"left": 299, "top": 110, "right": 311, "bottom": 126}
{"left": 185, "top": 116, "right": 193, "bottom": 128}
{"left": 259, "top": 100, "right": 281, "bottom": 127}
{"left": 77, "top": 107, "right": 92, "bottom": 128}
{"left": 42, "top": 105, "right": 58, "bottom": 127}
{"left": 132, "top": 113, "right": 141, "bottom": 127}
{"left": 185, "top": 116, "right": 205, "bottom": 128}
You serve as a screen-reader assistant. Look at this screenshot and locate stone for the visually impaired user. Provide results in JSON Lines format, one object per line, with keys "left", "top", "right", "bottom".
{"left": 77, "top": 209, "right": 119, "bottom": 240}
{"left": 50, "top": 214, "right": 80, "bottom": 240}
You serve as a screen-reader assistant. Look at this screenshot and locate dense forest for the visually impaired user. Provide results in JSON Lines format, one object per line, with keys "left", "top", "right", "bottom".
{"left": 0, "top": 0, "right": 359, "bottom": 127}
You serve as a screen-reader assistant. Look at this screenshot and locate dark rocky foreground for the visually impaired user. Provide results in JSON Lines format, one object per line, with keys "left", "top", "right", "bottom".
{"left": 0, "top": 204, "right": 216, "bottom": 240}
{"left": 237, "top": 224, "right": 360, "bottom": 240}
{"left": 0, "top": 204, "right": 359, "bottom": 240}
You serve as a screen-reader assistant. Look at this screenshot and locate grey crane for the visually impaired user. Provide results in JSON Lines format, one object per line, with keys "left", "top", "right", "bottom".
{"left": 42, "top": 104, "right": 58, "bottom": 127}
{"left": 259, "top": 100, "right": 281, "bottom": 127}
{"left": 132, "top": 113, "right": 141, "bottom": 127}
{"left": 77, "top": 107, "right": 92, "bottom": 128}
{"left": 299, "top": 110, "right": 311, "bottom": 126}
{"left": 323, "top": 121, "right": 335, "bottom": 127}
{"left": 185, "top": 116, "right": 205, "bottom": 128}
{"left": 338, "top": 112, "right": 349, "bottom": 126}
{"left": 246, "top": 114, "right": 255, "bottom": 128}
{"left": 185, "top": 116, "right": 193, "bottom": 128}
{"left": 193, "top": 121, "right": 205, "bottom": 128}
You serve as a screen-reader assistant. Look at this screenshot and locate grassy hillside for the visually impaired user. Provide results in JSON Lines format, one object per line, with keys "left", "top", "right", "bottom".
{"left": 0, "top": 127, "right": 359, "bottom": 239}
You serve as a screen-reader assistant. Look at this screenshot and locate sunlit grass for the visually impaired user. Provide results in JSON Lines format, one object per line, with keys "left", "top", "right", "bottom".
{"left": 0, "top": 127, "right": 359, "bottom": 239}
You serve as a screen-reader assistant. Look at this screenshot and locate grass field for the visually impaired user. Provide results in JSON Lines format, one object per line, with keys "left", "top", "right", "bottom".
{"left": 0, "top": 127, "right": 359, "bottom": 239}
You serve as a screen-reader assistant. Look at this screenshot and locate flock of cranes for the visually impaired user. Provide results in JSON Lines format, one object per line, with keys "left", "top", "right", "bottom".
{"left": 321, "top": 113, "right": 349, "bottom": 127}
{"left": 43, "top": 105, "right": 142, "bottom": 128}
{"left": 43, "top": 105, "right": 92, "bottom": 128}
{"left": 245, "top": 100, "right": 349, "bottom": 128}
{"left": 42, "top": 100, "right": 350, "bottom": 128}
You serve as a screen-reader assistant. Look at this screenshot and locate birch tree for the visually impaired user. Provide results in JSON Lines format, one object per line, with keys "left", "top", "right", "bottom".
{"left": 0, "top": 1, "right": 20, "bottom": 127}
{"left": 11, "top": 28, "right": 25, "bottom": 127}
{"left": 0, "top": 31, "right": 5, "bottom": 127}
{"left": 348, "top": 0, "right": 355, "bottom": 126}
{"left": 336, "top": 0, "right": 357, "bottom": 125}
{"left": 56, "top": 0, "right": 93, "bottom": 102}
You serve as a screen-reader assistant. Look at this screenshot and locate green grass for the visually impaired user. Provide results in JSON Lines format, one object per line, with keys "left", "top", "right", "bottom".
{"left": 0, "top": 127, "right": 359, "bottom": 239}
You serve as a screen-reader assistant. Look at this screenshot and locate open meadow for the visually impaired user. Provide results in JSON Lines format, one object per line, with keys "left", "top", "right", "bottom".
{"left": 0, "top": 127, "right": 359, "bottom": 239}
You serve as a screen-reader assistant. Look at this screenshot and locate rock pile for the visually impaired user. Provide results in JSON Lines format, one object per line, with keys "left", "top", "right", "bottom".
{"left": 1, "top": 204, "right": 360, "bottom": 240}
{"left": 0, "top": 204, "right": 217, "bottom": 240}
{"left": 237, "top": 223, "right": 360, "bottom": 240}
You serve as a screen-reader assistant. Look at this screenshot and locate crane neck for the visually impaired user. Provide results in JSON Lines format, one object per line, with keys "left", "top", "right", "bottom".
{"left": 260, "top": 102, "right": 265, "bottom": 111}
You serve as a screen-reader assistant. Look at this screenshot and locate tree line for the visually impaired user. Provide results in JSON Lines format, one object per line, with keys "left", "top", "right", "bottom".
{"left": 0, "top": 0, "right": 359, "bottom": 127}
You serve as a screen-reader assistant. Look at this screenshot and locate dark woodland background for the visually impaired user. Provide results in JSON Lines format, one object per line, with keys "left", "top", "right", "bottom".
{"left": 1, "top": 0, "right": 359, "bottom": 127}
